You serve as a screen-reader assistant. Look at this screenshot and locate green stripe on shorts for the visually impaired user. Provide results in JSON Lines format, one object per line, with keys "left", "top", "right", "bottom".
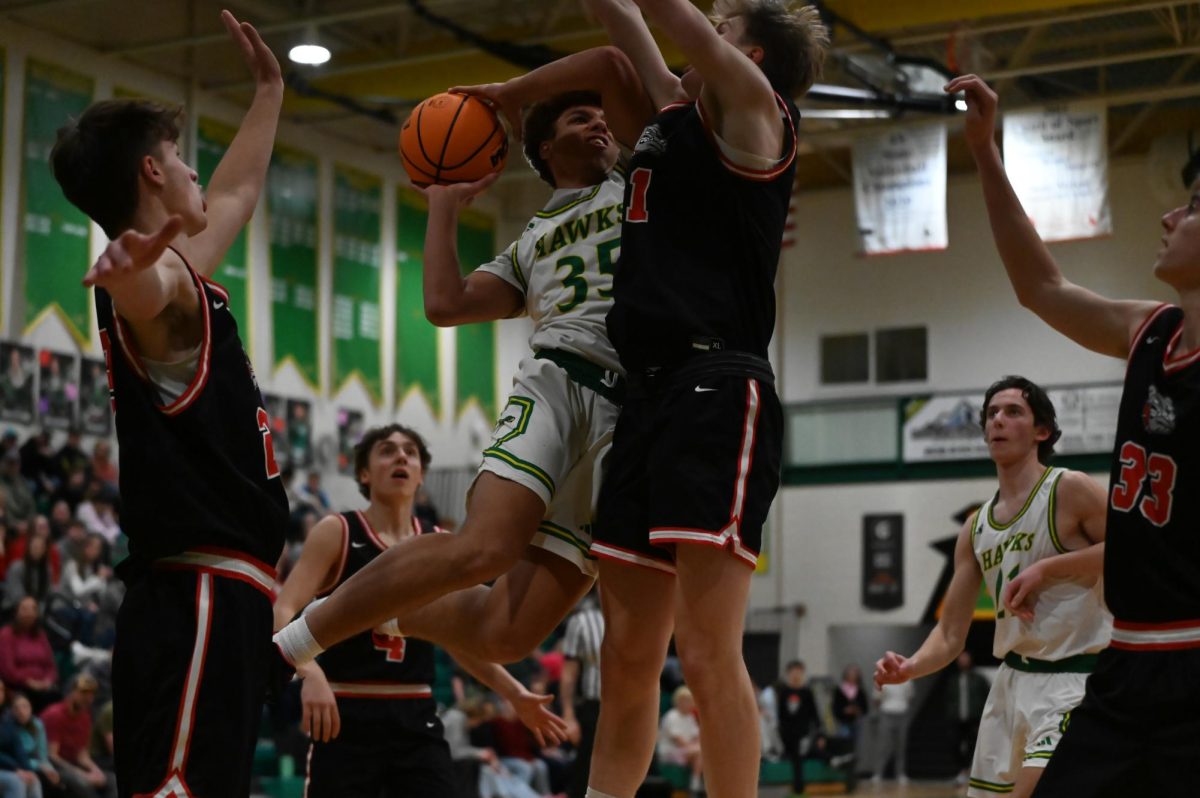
{"left": 482, "top": 447, "right": 555, "bottom": 495}
{"left": 969, "top": 777, "right": 1015, "bottom": 793}
{"left": 538, "top": 521, "right": 596, "bottom": 559}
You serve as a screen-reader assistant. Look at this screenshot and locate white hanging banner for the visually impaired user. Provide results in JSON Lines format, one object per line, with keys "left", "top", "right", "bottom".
{"left": 1003, "top": 103, "right": 1111, "bottom": 242}
{"left": 852, "top": 123, "right": 948, "bottom": 255}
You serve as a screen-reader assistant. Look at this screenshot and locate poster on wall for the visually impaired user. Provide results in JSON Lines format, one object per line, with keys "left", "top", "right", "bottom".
{"left": 38, "top": 349, "right": 78, "bottom": 430}
{"left": 852, "top": 122, "right": 948, "bottom": 255}
{"left": 1003, "top": 103, "right": 1111, "bottom": 242}
{"left": 78, "top": 357, "right": 112, "bottom": 436}
{"left": 286, "top": 398, "right": 313, "bottom": 469}
{"left": 395, "top": 188, "right": 440, "bottom": 414}
{"left": 267, "top": 146, "right": 321, "bottom": 390}
{"left": 902, "top": 383, "right": 1122, "bottom": 463}
{"left": 862, "top": 513, "right": 904, "bottom": 611}
{"left": 455, "top": 209, "right": 497, "bottom": 417}
{"left": 331, "top": 166, "right": 383, "bottom": 403}
{"left": 0, "top": 343, "right": 36, "bottom": 425}
{"left": 336, "top": 408, "right": 365, "bottom": 475}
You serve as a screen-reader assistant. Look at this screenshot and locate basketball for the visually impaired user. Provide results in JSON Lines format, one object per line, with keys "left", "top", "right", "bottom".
{"left": 399, "top": 92, "right": 509, "bottom": 187}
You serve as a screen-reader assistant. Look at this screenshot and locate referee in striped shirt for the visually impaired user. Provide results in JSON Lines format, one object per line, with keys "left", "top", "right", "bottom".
{"left": 562, "top": 590, "right": 604, "bottom": 798}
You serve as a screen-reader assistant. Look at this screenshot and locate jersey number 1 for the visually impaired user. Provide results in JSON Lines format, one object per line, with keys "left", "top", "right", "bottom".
{"left": 626, "top": 168, "right": 652, "bottom": 223}
{"left": 1110, "top": 441, "right": 1176, "bottom": 527}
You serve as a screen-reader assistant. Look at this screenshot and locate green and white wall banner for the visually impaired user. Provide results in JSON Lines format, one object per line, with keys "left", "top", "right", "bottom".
{"left": 394, "top": 187, "right": 439, "bottom": 415}
{"left": 455, "top": 207, "right": 496, "bottom": 418}
{"left": 22, "top": 61, "right": 93, "bottom": 344}
{"left": 331, "top": 165, "right": 383, "bottom": 403}
{"left": 266, "top": 145, "right": 320, "bottom": 390}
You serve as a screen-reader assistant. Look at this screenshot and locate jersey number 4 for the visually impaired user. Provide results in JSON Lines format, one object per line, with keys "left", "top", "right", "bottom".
{"left": 372, "top": 632, "right": 407, "bottom": 663}
{"left": 1110, "top": 441, "right": 1177, "bottom": 527}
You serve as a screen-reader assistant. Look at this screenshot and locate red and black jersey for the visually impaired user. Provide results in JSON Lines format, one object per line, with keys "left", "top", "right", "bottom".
{"left": 606, "top": 95, "right": 799, "bottom": 372}
{"left": 95, "top": 248, "right": 287, "bottom": 577}
{"left": 1105, "top": 305, "right": 1200, "bottom": 643}
{"left": 314, "top": 511, "right": 440, "bottom": 713}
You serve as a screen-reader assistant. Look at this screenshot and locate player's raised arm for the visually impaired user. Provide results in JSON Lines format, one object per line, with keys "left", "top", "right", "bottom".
{"left": 876, "top": 518, "right": 982, "bottom": 687}
{"left": 418, "top": 176, "right": 524, "bottom": 327}
{"left": 455, "top": 46, "right": 655, "bottom": 149}
{"left": 629, "top": 0, "right": 796, "bottom": 159}
{"left": 583, "top": 0, "right": 686, "bottom": 109}
{"left": 183, "top": 10, "right": 284, "bottom": 277}
{"left": 947, "top": 75, "right": 1158, "bottom": 359}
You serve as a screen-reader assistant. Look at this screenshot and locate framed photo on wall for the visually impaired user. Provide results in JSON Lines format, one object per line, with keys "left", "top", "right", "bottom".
{"left": 0, "top": 343, "right": 36, "bottom": 425}
{"left": 38, "top": 349, "right": 78, "bottom": 430}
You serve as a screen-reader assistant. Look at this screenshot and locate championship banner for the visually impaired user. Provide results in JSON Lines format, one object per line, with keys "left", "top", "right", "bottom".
{"left": 22, "top": 62, "right": 93, "bottom": 344}
{"left": 266, "top": 146, "right": 320, "bottom": 390}
{"left": 902, "top": 384, "right": 1122, "bottom": 462}
{"left": 196, "top": 118, "right": 251, "bottom": 332}
{"left": 1003, "top": 103, "right": 1111, "bottom": 242}
{"left": 455, "top": 208, "right": 497, "bottom": 418}
{"left": 394, "top": 188, "right": 440, "bottom": 415}
{"left": 331, "top": 166, "right": 383, "bottom": 403}
{"left": 852, "top": 122, "right": 947, "bottom": 255}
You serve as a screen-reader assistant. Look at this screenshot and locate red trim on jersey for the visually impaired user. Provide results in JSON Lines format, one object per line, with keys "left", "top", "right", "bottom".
{"left": 315, "top": 515, "right": 350, "bottom": 598}
{"left": 355, "top": 511, "right": 427, "bottom": 552}
{"left": 156, "top": 548, "right": 277, "bottom": 599}
{"left": 1109, "top": 639, "right": 1200, "bottom": 652}
{"left": 694, "top": 94, "right": 797, "bottom": 182}
{"left": 188, "top": 545, "right": 278, "bottom": 577}
{"left": 1164, "top": 324, "right": 1200, "bottom": 373}
{"left": 590, "top": 542, "right": 676, "bottom": 575}
{"left": 327, "top": 680, "right": 433, "bottom": 699}
{"left": 1124, "top": 303, "right": 1172, "bottom": 378}
{"left": 134, "top": 771, "right": 196, "bottom": 798}
{"left": 648, "top": 527, "right": 758, "bottom": 568}
{"left": 658, "top": 100, "right": 693, "bottom": 114}
{"left": 201, "top": 275, "right": 230, "bottom": 303}
{"left": 1110, "top": 618, "right": 1200, "bottom": 650}
{"left": 303, "top": 744, "right": 314, "bottom": 798}
{"left": 1114, "top": 618, "right": 1200, "bottom": 631}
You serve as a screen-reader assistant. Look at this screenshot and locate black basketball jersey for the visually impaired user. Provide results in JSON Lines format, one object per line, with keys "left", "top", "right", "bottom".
{"left": 1105, "top": 305, "right": 1200, "bottom": 626}
{"left": 606, "top": 95, "right": 798, "bottom": 372}
{"left": 96, "top": 249, "right": 287, "bottom": 577}
{"left": 316, "top": 511, "right": 438, "bottom": 697}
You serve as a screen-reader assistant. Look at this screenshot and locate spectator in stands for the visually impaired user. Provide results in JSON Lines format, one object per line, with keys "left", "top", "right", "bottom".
{"left": 945, "top": 651, "right": 990, "bottom": 786}
{"left": 0, "top": 433, "right": 17, "bottom": 460}
{"left": 444, "top": 697, "right": 540, "bottom": 798}
{"left": 294, "top": 471, "right": 331, "bottom": 515}
{"left": 488, "top": 699, "right": 553, "bottom": 795}
{"left": 657, "top": 686, "right": 703, "bottom": 795}
{"left": 10, "top": 692, "right": 58, "bottom": 796}
{"left": 5, "top": 535, "right": 55, "bottom": 613}
{"left": 0, "top": 598, "right": 59, "bottom": 712}
{"left": 86, "top": 445, "right": 115, "bottom": 491}
{"left": 832, "top": 664, "right": 869, "bottom": 741}
{"left": 57, "top": 525, "right": 86, "bottom": 570}
{"left": 48, "top": 472, "right": 84, "bottom": 518}
{"left": 872, "top": 680, "right": 914, "bottom": 786}
{"left": 86, "top": 702, "right": 113, "bottom": 786}
{"left": 46, "top": 504, "right": 70, "bottom": 544}
{"left": 73, "top": 488, "right": 118, "bottom": 549}
{"left": 41, "top": 673, "right": 113, "bottom": 798}
{"left": 16, "top": 436, "right": 54, "bottom": 501}
{"left": 0, "top": 681, "right": 42, "bottom": 798}
{"left": 413, "top": 487, "right": 439, "bottom": 531}
{"left": 0, "top": 453, "right": 35, "bottom": 527}
{"left": 52, "top": 433, "right": 87, "bottom": 488}
{"left": 776, "top": 660, "right": 820, "bottom": 797}
{"left": 59, "top": 535, "right": 110, "bottom": 648}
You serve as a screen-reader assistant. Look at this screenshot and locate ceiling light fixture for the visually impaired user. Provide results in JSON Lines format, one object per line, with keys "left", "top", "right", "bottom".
{"left": 289, "top": 26, "right": 330, "bottom": 66}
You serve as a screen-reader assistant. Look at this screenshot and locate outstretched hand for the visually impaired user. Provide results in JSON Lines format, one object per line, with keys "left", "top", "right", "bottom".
{"left": 944, "top": 74, "right": 998, "bottom": 154}
{"left": 221, "top": 9, "right": 282, "bottom": 89}
{"left": 510, "top": 687, "right": 570, "bottom": 747}
{"left": 874, "top": 651, "right": 915, "bottom": 689}
{"left": 83, "top": 216, "right": 184, "bottom": 288}
{"left": 450, "top": 83, "right": 523, "bottom": 141}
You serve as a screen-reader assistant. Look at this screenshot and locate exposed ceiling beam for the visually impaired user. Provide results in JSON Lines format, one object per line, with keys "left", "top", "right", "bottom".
{"left": 980, "top": 39, "right": 1200, "bottom": 80}
{"left": 1109, "top": 53, "right": 1200, "bottom": 152}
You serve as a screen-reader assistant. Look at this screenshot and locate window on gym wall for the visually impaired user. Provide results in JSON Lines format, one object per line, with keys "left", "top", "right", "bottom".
{"left": 820, "top": 333, "right": 870, "bottom": 384}
{"left": 875, "top": 326, "right": 927, "bottom": 383}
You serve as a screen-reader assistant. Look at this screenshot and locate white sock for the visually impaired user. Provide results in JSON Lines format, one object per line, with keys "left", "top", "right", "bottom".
{"left": 585, "top": 788, "right": 622, "bottom": 798}
{"left": 272, "top": 616, "right": 324, "bottom": 666}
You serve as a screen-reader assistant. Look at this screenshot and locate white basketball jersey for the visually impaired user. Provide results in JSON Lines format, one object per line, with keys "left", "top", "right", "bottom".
{"left": 476, "top": 169, "right": 624, "bottom": 374}
{"left": 972, "top": 467, "right": 1112, "bottom": 661}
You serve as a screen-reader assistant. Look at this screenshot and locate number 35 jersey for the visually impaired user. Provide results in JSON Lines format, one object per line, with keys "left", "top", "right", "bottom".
{"left": 1106, "top": 304, "right": 1200, "bottom": 631}
{"left": 95, "top": 250, "right": 288, "bottom": 575}
{"left": 475, "top": 168, "right": 624, "bottom": 374}
{"left": 972, "top": 466, "right": 1111, "bottom": 661}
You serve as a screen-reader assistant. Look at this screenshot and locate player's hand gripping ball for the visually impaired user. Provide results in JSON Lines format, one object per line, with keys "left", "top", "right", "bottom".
{"left": 400, "top": 92, "right": 509, "bottom": 187}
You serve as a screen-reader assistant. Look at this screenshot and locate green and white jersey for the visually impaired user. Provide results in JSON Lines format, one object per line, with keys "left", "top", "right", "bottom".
{"left": 973, "top": 467, "right": 1111, "bottom": 662}
{"left": 475, "top": 169, "right": 624, "bottom": 374}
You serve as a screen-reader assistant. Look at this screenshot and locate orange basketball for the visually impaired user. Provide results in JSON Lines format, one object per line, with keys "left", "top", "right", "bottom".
{"left": 399, "top": 93, "right": 508, "bottom": 187}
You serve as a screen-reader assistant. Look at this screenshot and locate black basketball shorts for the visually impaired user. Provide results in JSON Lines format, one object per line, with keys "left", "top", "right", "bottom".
{"left": 592, "top": 356, "right": 782, "bottom": 574}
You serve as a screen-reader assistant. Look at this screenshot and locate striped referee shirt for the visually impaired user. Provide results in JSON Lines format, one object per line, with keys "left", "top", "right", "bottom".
{"left": 563, "top": 605, "right": 604, "bottom": 701}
